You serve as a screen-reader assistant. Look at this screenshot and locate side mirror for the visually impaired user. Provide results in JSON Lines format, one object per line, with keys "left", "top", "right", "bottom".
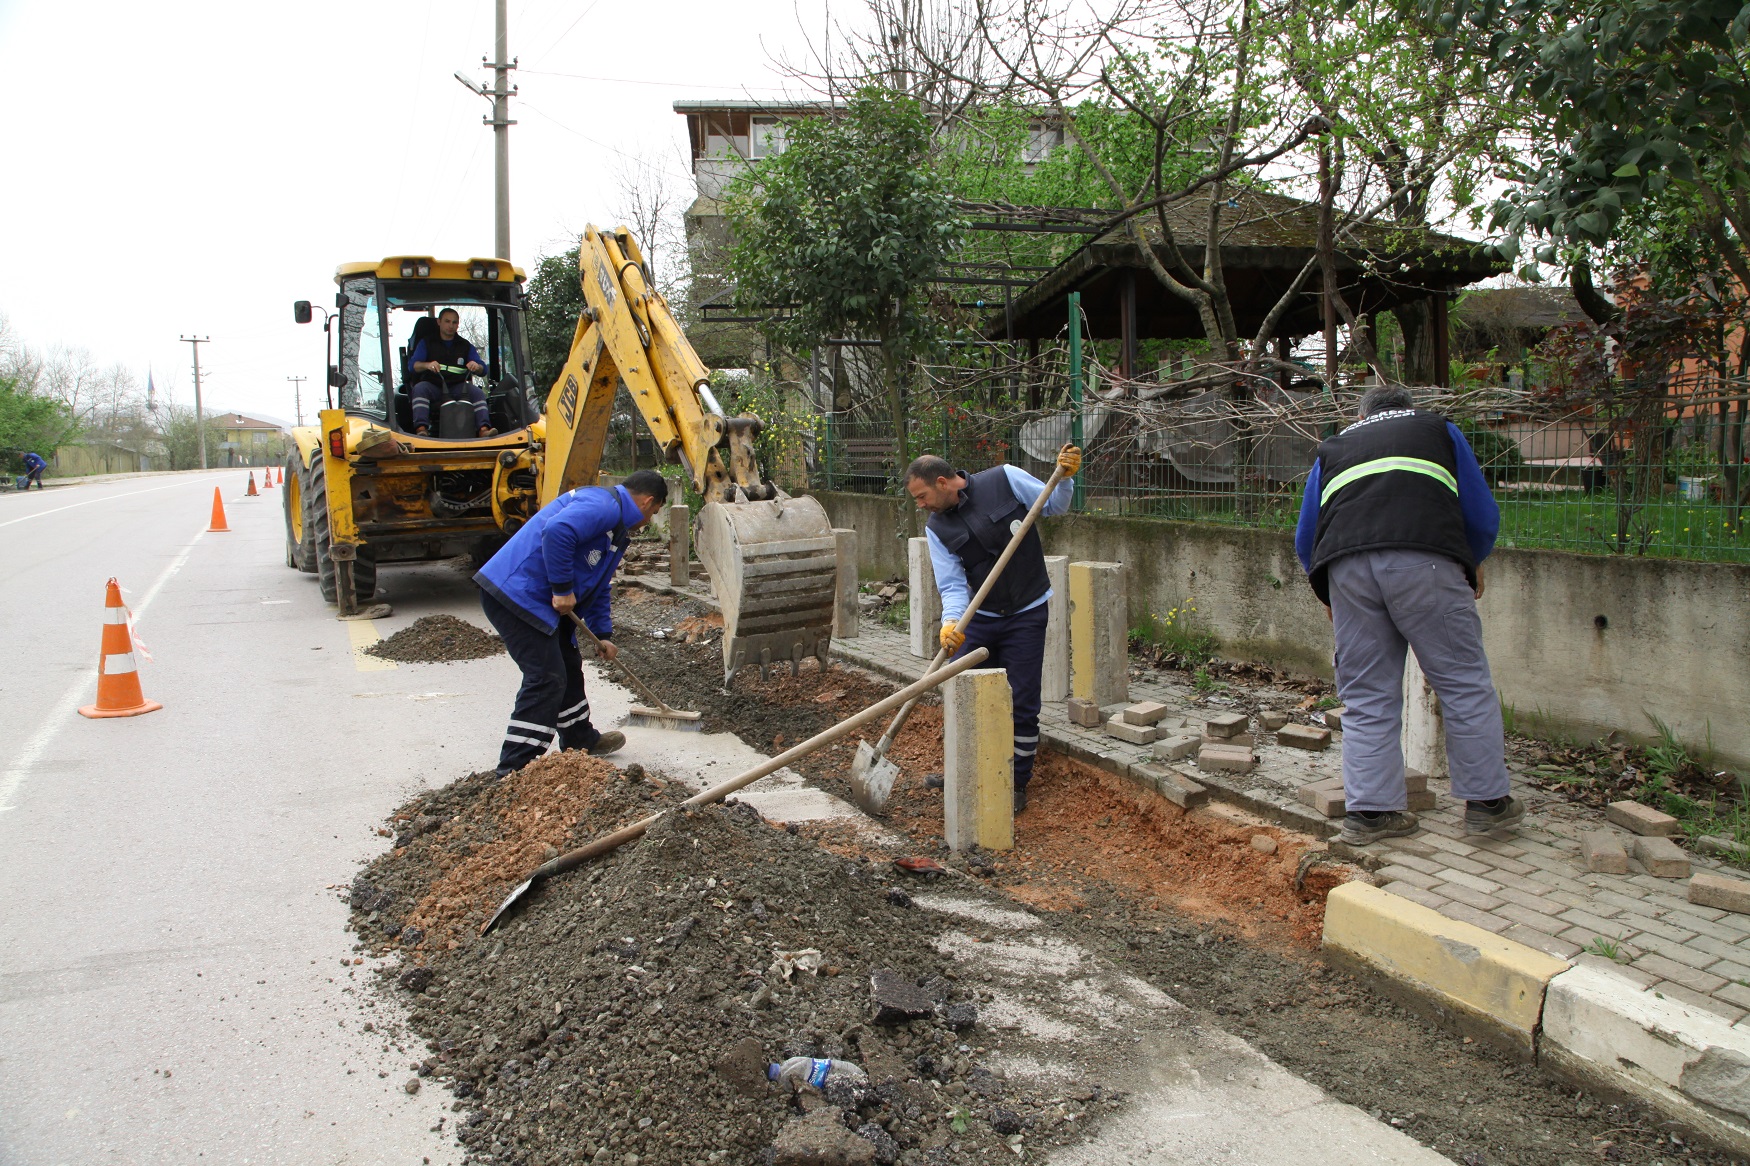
{"left": 293, "top": 300, "right": 313, "bottom": 325}
{"left": 328, "top": 367, "right": 348, "bottom": 389}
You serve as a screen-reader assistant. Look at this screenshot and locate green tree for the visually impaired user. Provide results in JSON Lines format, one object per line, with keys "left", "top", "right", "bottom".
{"left": 0, "top": 376, "right": 72, "bottom": 473}
{"left": 725, "top": 86, "right": 965, "bottom": 464}
{"left": 523, "top": 242, "right": 585, "bottom": 389}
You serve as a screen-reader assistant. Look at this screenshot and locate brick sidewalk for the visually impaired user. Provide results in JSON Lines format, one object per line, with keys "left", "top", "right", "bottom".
{"left": 832, "top": 620, "right": 1750, "bottom": 1030}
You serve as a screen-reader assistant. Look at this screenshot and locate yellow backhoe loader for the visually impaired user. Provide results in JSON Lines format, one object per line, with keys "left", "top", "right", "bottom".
{"left": 288, "top": 226, "right": 840, "bottom": 683}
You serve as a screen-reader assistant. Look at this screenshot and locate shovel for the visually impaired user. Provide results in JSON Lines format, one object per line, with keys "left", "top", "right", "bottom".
{"left": 849, "top": 455, "right": 1070, "bottom": 816}
{"left": 481, "top": 645, "right": 991, "bottom": 934}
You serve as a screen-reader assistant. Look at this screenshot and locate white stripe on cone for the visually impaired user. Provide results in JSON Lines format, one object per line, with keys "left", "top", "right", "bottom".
{"left": 103, "top": 653, "right": 138, "bottom": 675}
{"left": 104, "top": 608, "right": 128, "bottom": 624}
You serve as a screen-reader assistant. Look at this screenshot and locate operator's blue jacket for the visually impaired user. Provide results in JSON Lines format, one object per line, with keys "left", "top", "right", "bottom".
{"left": 22, "top": 452, "right": 45, "bottom": 472}
{"left": 473, "top": 484, "right": 639, "bottom": 638}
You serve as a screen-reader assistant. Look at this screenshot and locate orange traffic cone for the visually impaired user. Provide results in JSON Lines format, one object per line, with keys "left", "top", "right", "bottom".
{"left": 276, "top": 466, "right": 283, "bottom": 485}
{"left": 245, "top": 472, "right": 259, "bottom": 497}
{"left": 263, "top": 467, "right": 275, "bottom": 489}
{"left": 78, "top": 579, "right": 163, "bottom": 719}
{"left": 209, "top": 487, "right": 230, "bottom": 532}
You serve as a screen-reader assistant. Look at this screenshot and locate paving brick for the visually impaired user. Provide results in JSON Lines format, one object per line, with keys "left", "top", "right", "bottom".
{"left": 1528, "top": 867, "right": 1608, "bottom": 898}
{"left": 1632, "top": 953, "right": 1728, "bottom": 993}
{"left": 1558, "top": 924, "right": 1622, "bottom": 949}
{"left": 1202, "top": 732, "right": 1256, "bottom": 747}
{"left": 1605, "top": 800, "right": 1682, "bottom": 837}
{"left": 1610, "top": 911, "right": 1698, "bottom": 945}
{"left": 1276, "top": 723, "right": 1331, "bottom": 752}
{"left": 1436, "top": 882, "right": 1505, "bottom": 911}
{"left": 1495, "top": 886, "right": 1562, "bottom": 915}
{"left": 1406, "top": 789, "right": 1438, "bottom": 812}
{"left": 1377, "top": 852, "right": 1445, "bottom": 876}
{"left": 1497, "top": 901, "right": 1571, "bottom": 933}
{"left": 1259, "top": 710, "right": 1289, "bottom": 731}
{"left": 1715, "top": 980, "right": 1750, "bottom": 1011}
{"left": 1104, "top": 714, "right": 1159, "bottom": 745}
{"left": 1640, "top": 980, "right": 1748, "bottom": 1025}
{"left": 1464, "top": 850, "right": 1537, "bottom": 876}
{"left": 1374, "top": 835, "right": 1442, "bottom": 859}
{"left": 1322, "top": 706, "right": 1345, "bottom": 731}
{"left": 1501, "top": 923, "right": 1582, "bottom": 960}
{"left": 1401, "top": 770, "right": 1429, "bottom": 794}
{"left": 1152, "top": 734, "right": 1199, "bottom": 762}
{"left": 1417, "top": 832, "right": 1482, "bottom": 859}
{"left": 1066, "top": 697, "right": 1103, "bottom": 727}
{"left": 1438, "top": 869, "right": 1504, "bottom": 895}
{"left": 1705, "top": 955, "right": 1750, "bottom": 986}
{"left": 1435, "top": 901, "right": 1513, "bottom": 933}
{"left": 1297, "top": 783, "right": 1345, "bottom": 818}
{"left": 1689, "top": 870, "right": 1750, "bottom": 915}
{"left": 1631, "top": 835, "right": 1691, "bottom": 879}
{"left": 1121, "top": 700, "right": 1171, "bottom": 726}
{"left": 1383, "top": 883, "right": 1451, "bottom": 911}
{"left": 1204, "top": 712, "right": 1249, "bottom": 738}
{"left": 1430, "top": 852, "right": 1494, "bottom": 879}
{"left": 1196, "top": 743, "right": 1256, "bottom": 774}
{"left": 1135, "top": 763, "right": 1209, "bottom": 810}
{"left": 1629, "top": 932, "right": 1730, "bottom": 972}
{"left": 1581, "top": 830, "right": 1630, "bottom": 874}
{"left": 1559, "top": 907, "right": 1631, "bottom": 937}
{"left": 1378, "top": 864, "right": 1443, "bottom": 891}
{"left": 1685, "top": 933, "right": 1750, "bottom": 965}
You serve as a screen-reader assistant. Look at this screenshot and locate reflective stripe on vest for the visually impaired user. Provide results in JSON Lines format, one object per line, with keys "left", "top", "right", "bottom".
{"left": 1320, "top": 456, "right": 1458, "bottom": 508}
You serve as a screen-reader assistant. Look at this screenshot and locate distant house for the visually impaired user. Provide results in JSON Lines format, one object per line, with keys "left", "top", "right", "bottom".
{"left": 217, "top": 413, "right": 287, "bottom": 467}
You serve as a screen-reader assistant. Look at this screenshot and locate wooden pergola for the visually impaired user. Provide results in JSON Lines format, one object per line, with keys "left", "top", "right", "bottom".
{"left": 985, "top": 189, "right": 1508, "bottom": 385}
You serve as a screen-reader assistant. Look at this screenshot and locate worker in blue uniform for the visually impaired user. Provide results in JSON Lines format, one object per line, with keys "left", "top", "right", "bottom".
{"left": 21, "top": 451, "right": 46, "bottom": 489}
{"left": 475, "top": 469, "right": 668, "bottom": 776}
{"left": 904, "top": 444, "right": 1081, "bottom": 812}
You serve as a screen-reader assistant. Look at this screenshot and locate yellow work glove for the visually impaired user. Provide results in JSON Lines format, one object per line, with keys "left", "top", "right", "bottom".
{"left": 1056, "top": 444, "right": 1083, "bottom": 477}
{"left": 940, "top": 622, "right": 965, "bottom": 653}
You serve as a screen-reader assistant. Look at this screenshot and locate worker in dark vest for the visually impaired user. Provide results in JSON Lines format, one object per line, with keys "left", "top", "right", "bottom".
{"left": 408, "top": 308, "right": 495, "bottom": 438}
{"left": 905, "top": 444, "right": 1081, "bottom": 812}
{"left": 1295, "top": 385, "right": 1522, "bottom": 846}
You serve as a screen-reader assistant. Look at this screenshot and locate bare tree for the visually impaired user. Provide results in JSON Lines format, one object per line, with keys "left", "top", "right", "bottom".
{"left": 611, "top": 150, "right": 691, "bottom": 298}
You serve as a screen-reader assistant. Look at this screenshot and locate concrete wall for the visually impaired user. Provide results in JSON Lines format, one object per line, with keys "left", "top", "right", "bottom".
{"left": 799, "top": 490, "right": 918, "bottom": 581}
{"left": 805, "top": 490, "right": 1750, "bottom": 768}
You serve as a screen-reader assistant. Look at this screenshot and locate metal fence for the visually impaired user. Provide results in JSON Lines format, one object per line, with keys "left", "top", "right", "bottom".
{"left": 811, "top": 404, "right": 1750, "bottom": 564}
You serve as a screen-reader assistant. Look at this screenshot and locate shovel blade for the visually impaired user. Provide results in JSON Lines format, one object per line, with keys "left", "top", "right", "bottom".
{"left": 849, "top": 740, "right": 900, "bottom": 816}
{"left": 481, "top": 876, "right": 536, "bottom": 936}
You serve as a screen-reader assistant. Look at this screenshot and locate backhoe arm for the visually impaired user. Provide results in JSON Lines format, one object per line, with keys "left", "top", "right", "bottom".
{"left": 538, "top": 224, "right": 771, "bottom": 505}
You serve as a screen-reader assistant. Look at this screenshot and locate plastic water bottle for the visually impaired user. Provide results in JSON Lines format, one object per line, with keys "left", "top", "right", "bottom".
{"left": 767, "top": 1057, "right": 868, "bottom": 1091}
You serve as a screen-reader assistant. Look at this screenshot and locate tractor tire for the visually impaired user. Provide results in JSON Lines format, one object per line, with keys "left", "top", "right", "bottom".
{"left": 285, "top": 451, "right": 316, "bottom": 572}
{"left": 306, "top": 452, "right": 377, "bottom": 606}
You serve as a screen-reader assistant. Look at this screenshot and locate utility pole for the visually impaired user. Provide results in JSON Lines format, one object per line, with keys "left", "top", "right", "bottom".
{"left": 286, "top": 375, "right": 306, "bottom": 426}
{"left": 180, "top": 335, "right": 210, "bottom": 469}
{"left": 455, "top": 0, "right": 517, "bottom": 259}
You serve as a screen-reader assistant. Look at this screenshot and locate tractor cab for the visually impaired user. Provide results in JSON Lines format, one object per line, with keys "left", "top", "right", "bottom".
{"left": 329, "top": 257, "right": 539, "bottom": 439}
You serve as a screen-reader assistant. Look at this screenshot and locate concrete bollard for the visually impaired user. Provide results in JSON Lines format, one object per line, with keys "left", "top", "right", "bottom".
{"left": 944, "top": 667, "right": 1014, "bottom": 852}
{"left": 1402, "top": 650, "right": 1448, "bottom": 779}
{"left": 832, "top": 528, "right": 859, "bottom": 640}
{"left": 667, "top": 504, "right": 690, "bottom": 588}
{"left": 1042, "top": 555, "right": 1069, "bottom": 703}
{"left": 908, "top": 537, "right": 941, "bottom": 658}
{"left": 1068, "top": 561, "right": 1128, "bottom": 708}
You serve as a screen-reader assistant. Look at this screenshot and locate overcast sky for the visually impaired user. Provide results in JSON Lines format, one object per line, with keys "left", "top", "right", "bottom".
{"left": 0, "top": 0, "right": 836, "bottom": 426}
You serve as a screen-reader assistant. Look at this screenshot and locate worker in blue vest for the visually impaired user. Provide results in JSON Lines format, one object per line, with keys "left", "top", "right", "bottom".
{"left": 21, "top": 451, "right": 46, "bottom": 489}
{"left": 1296, "top": 385, "right": 1521, "bottom": 846}
{"left": 474, "top": 469, "right": 668, "bottom": 776}
{"left": 905, "top": 444, "right": 1081, "bottom": 812}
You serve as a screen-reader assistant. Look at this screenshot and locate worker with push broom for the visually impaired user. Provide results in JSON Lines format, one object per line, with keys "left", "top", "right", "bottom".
{"left": 475, "top": 469, "right": 668, "bottom": 776}
{"left": 905, "top": 444, "right": 1080, "bottom": 812}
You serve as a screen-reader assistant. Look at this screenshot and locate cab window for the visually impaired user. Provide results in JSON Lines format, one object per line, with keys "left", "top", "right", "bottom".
{"left": 337, "top": 277, "right": 389, "bottom": 418}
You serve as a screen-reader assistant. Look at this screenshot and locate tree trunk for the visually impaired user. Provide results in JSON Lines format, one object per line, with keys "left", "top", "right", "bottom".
{"left": 1393, "top": 300, "right": 1438, "bottom": 385}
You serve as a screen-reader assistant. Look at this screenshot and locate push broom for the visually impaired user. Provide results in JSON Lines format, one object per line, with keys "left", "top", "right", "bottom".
{"left": 565, "top": 612, "right": 702, "bottom": 731}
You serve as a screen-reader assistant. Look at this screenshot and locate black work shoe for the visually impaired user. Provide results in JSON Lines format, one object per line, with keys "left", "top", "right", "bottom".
{"left": 588, "top": 731, "right": 626, "bottom": 757}
{"left": 1464, "top": 795, "right": 1525, "bottom": 835}
{"left": 1338, "top": 809, "right": 1420, "bottom": 846}
{"left": 1013, "top": 785, "right": 1029, "bottom": 814}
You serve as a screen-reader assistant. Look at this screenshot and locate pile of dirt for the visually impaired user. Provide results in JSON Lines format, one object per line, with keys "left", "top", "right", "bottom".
{"left": 369, "top": 614, "right": 506, "bottom": 664}
{"left": 353, "top": 752, "right": 1120, "bottom": 1165}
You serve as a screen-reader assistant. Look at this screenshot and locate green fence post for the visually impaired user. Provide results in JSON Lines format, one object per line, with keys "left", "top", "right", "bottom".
{"left": 1069, "top": 291, "right": 1085, "bottom": 512}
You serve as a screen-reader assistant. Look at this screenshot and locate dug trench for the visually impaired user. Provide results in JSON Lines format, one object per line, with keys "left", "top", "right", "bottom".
{"left": 345, "top": 583, "right": 1738, "bottom": 1165}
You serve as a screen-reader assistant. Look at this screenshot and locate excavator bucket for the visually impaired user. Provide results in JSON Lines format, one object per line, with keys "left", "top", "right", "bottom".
{"left": 696, "top": 495, "right": 840, "bottom": 685}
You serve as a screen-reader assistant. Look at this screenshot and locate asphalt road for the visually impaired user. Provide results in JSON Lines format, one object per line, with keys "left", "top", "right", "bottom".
{"left": 0, "top": 472, "right": 518, "bottom": 1166}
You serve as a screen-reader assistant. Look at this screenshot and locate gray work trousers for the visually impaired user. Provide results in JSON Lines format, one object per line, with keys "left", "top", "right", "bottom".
{"left": 1328, "top": 549, "right": 1510, "bottom": 812}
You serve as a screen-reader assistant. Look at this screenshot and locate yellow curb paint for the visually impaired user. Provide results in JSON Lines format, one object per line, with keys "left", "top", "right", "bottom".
{"left": 347, "top": 620, "right": 397, "bottom": 672}
{"left": 1068, "top": 565, "right": 1095, "bottom": 702}
{"left": 1322, "top": 882, "right": 1568, "bottom": 1055}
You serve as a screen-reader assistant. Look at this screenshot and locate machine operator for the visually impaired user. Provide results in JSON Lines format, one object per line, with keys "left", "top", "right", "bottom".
{"left": 408, "top": 308, "right": 496, "bottom": 438}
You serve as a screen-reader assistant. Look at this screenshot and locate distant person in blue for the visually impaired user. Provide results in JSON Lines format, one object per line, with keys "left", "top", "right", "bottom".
{"left": 1295, "top": 385, "right": 1521, "bottom": 846}
{"left": 408, "top": 308, "right": 495, "bottom": 438}
{"left": 21, "top": 451, "right": 46, "bottom": 489}
{"left": 905, "top": 444, "right": 1081, "bottom": 813}
{"left": 474, "top": 470, "right": 668, "bottom": 776}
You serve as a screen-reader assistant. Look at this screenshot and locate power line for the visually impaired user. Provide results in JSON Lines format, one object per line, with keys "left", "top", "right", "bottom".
{"left": 521, "top": 68, "right": 790, "bottom": 91}
{"left": 286, "top": 375, "right": 307, "bottom": 427}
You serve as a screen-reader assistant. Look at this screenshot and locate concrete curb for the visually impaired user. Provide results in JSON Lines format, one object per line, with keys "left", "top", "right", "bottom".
{"left": 1542, "top": 961, "right": 1750, "bottom": 1158}
{"left": 1322, "top": 882, "right": 1569, "bottom": 1060}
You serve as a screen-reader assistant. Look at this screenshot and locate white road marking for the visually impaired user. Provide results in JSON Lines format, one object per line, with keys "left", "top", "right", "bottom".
{"left": 0, "top": 523, "right": 208, "bottom": 813}
{"left": 0, "top": 475, "right": 224, "bottom": 530}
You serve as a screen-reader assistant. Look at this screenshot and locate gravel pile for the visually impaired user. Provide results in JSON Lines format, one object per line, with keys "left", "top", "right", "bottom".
{"left": 353, "top": 758, "right": 1103, "bottom": 1165}
{"left": 368, "top": 614, "right": 506, "bottom": 664}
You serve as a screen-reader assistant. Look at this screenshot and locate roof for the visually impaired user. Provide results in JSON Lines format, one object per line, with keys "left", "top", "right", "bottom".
{"left": 221, "top": 414, "right": 284, "bottom": 431}
{"left": 673, "top": 99, "right": 840, "bottom": 115}
{"left": 1450, "top": 287, "right": 1588, "bottom": 334}
{"left": 990, "top": 189, "right": 1506, "bottom": 341}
